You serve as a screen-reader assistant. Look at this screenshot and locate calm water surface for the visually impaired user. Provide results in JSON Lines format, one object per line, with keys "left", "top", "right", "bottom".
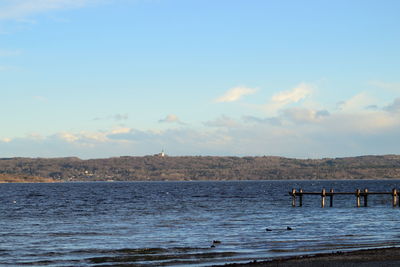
{"left": 1, "top": 180, "right": 400, "bottom": 266}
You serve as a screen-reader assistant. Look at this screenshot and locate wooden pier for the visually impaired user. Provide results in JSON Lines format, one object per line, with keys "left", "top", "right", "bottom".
{"left": 289, "top": 188, "right": 399, "bottom": 207}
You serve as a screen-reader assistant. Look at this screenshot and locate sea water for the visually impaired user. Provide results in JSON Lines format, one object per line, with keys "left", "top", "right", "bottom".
{"left": 1, "top": 180, "right": 400, "bottom": 266}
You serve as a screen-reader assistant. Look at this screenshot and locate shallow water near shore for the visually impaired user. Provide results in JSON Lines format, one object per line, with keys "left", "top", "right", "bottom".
{"left": 1, "top": 180, "right": 400, "bottom": 266}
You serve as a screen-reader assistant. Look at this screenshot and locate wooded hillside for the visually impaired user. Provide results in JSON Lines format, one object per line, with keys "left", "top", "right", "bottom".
{"left": 0, "top": 155, "right": 399, "bottom": 182}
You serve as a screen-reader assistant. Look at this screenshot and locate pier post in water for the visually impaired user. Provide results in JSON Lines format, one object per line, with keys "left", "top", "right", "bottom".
{"left": 329, "top": 188, "right": 334, "bottom": 207}
{"left": 321, "top": 188, "right": 326, "bottom": 208}
{"left": 291, "top": 188, "right": 296, "bottom": 207}
{"left": 299, "top": 188, "right": 303, "bottom": 207}
{"left": 392, "top": 188, "right": 397, "bottom": 207}
{"left": 363, "top": 188, "right": 368, "bottom": 207}
{"left": 356, "top": 189, "right": 361, "bottom": 207}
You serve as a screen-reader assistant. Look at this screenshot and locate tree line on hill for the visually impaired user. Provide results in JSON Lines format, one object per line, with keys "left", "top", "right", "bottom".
{"left": 0, "top": 155, "right": 399, "bottom": 182}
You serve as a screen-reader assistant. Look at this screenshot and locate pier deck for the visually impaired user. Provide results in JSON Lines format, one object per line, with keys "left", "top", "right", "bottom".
{"left": 289, "top": 188, "right": 398, "bottom": 207}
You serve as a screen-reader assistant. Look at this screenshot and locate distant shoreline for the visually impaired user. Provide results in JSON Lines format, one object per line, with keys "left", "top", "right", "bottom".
{"left": 0, "top": 174, "right": 56, "bottom": 183}
{"left": 2, "top": 178, "right": 400, "bottom": 184}
{"left": 2, "top": 177, "right": 400, "bottom": 183}
{"left": 1, "top": 155, "right": 400, "bottom": 182}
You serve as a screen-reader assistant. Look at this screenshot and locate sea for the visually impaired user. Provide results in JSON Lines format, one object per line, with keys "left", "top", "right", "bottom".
{"left": 1, "top": 180, "right": 400, "bottom": 266}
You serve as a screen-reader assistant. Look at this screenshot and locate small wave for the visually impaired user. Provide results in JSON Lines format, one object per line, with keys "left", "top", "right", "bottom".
{"left": 47, "top": 232, "right": 102, "bottom": 237}
{"left": 0, "top": 249, "right": 11, "bottom": 258}
{"left": 26, "top": 193, "right": 45, "bottom": 198}
{"left": 86, "top": 249, "right": 239, "bottom": 265}
{"left": 2, "top": 259, "right": 84, "bottom": 266}
{"left": 71, "top": 246, "right": 205, "bottom": 256}
{"left": 0, "top": 233, "right": 31, "bottom": 237}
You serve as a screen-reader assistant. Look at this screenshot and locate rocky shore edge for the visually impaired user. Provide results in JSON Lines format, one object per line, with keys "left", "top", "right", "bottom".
{"left": 220, "top": 247, "right": 400, "bottom": 266}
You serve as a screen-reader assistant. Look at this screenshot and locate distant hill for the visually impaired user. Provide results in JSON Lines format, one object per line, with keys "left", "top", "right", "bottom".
{"left": 0, "top": 155, "right": 399, "bottom": 182}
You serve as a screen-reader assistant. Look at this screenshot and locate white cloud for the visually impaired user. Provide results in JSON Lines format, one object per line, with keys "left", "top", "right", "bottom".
{"left": 114, "top": 113, "right": 129, "bottom": 121}
{"left": 1, "top": 108, "right": 400, "bottom": 159}
{"left": 242, "top": 116, "right": 281, "bottom": 126}
{"left": 111, "top": 127, "right": 131, "bottom": 134}
{"left": 204, "top": 115, "right": 239, "bottom": 128}
{"left": 272, "top": 83, "right": 312, "bottom": 105}
{"left": 215, "top": 86, "right": 257, "bottom": 103}
{"left": 106, "top": 127, "right": 234, "bottom": 153}
{"left": 282, "top": 107, "right": 330, "bottom": 123}
{"left": 57, "top": 132, "right": 79, "bottom": 143}
{"left": 265, "top": 83, "right": 313, "bottom": 114}
{"left": 384, "top": 98, "right": 400, "bottom": 113}
{"left": 1, "top": 89, "right": 400, "bottom": 159}
{"left": 28, "top": 133, "right": 44, "bottom": 140}
{"left": 159, "top": 114, "right": 184, "bottom": 124}
{"left": 369, "top": 80, "right": 400, "bottom": 92}
{"left": 321, "top": 111, "right": 399, "bottom": 135}
{"left": 80, "top": 132, "right": 109, "bottom": 142}
{"left": 337, "top": 92, "right": 377, "bottom": 113}
{"left": 55, "top": 130, "right": 113, "bottom": 144}
{"left": 93, "top": 113, "right": 129, "bottom": 122}
{"left": 0, "top": 0, "right": 101, "bottom": 20}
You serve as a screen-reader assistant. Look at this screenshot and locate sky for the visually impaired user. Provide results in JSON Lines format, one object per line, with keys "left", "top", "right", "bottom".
{"left": 1, "top": 0, "right": 400, "bottom": 159}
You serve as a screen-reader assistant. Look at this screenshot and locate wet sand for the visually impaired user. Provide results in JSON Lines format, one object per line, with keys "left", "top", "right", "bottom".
{"left": 221, "top": 247, "right": 400, "bottom": 266}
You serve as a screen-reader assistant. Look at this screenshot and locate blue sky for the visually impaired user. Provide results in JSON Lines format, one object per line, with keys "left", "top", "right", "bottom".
{"left": 1, "top": 0, "right": 400, "bottom": 159}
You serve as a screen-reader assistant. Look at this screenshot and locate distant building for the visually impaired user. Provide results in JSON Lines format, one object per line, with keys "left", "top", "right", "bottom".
{"left": 154, "top": 150, "right": 166, "bottom": 157}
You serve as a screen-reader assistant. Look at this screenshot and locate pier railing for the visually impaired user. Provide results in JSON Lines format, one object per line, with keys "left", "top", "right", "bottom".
{"left": 289, "top": 188, "right": 399, "bottom": 207}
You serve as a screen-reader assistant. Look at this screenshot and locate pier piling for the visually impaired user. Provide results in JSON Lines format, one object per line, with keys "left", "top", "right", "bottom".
{"left": 392, "top": 188, "right": 397, "bottom": 207}
{"left": 356, "top": 189, "right": 361, "bottom": 207}
{"left": 291, "top": 188, "right": 296, "bottom": 207}
{"left": 321, "top": 188, "right": 326, "bottom": 208}
{"left": 329, "top": 188, "right": 334, "bottom": 207}
{"left": 299, "top": 188, "right": 303, "bottom": 207}
{"left": 364, "top": 188, "right": 368, "bottom": 207}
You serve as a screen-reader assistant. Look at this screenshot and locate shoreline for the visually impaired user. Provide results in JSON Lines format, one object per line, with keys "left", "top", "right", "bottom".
{"left": 221, "top": 247, "right": 400, "bottom": 266}
{"left": 2, "top": 178, "right": 400, "bottom": 183}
